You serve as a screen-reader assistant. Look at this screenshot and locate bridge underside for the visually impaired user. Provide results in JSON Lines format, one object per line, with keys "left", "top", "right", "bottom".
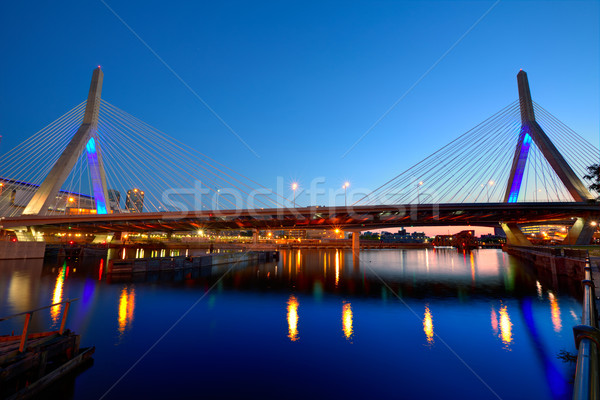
{"left": 3, "top": 203, "right": 598, "bottom": 236}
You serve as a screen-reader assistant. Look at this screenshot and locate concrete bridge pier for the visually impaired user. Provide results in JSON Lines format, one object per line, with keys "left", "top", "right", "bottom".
{"left": 501, "top": 223, "right": 532, "bottom": 246}
{"left": 12, "top": 227, "right": 43, "bottom": 242}
{"left": 252, "top": 229, "right": 259, "bottom": 245}
{"left": 563, "top": 217, "right": 596, "bottom": 245}
{"left": 351, "top": 231, "right": 361, "bottom": 269}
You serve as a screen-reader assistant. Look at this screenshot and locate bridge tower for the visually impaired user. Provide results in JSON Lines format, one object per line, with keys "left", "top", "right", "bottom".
{"left": 502, "top": 70, "right": 595, "bottom": 245}
{"left": 22, "top": 67, "right": 111, "bottom": 216}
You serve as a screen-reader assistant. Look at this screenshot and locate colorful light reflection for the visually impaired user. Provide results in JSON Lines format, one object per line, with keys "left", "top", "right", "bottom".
{"left": 51, "top": 264, "right": 67, "bottom": 325}
{"left": 342, "top": 302, "right": 353, "bottom": 341}
{"left": 118, "top": 286, "right": 136, "bottom": 336}
{"left": 499, "top": 303, "right": 513, "bottom": 349}
{"left": 423, "top": 304, "right": 434, "bottom": 345}
{"left": 548, "top": 292, "right": 562, "bottom": 332}
{"left": 287, "top": 295, "right": 299, "bottom": 342}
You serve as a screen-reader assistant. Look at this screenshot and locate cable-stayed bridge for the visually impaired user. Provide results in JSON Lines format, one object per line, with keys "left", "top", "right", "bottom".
{"left": 0, "top": 68, "right": 598, "bottom": 246}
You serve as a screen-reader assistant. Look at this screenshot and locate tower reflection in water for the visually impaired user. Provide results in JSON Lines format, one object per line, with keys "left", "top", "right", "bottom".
{"left": 118, "top": 286, "right": 136, "bottom": 337}
{"left": 287, "top": 295, "right": 299, "bottom": 342}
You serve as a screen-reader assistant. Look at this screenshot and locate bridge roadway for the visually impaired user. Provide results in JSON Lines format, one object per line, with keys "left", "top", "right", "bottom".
{"left": 2, "top": 202, "right": 599, "bottom": 233}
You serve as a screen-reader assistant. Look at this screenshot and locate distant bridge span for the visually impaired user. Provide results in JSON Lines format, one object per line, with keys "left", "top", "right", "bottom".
{"left": 2, "top": 203, "right": 598, "bottom": 234}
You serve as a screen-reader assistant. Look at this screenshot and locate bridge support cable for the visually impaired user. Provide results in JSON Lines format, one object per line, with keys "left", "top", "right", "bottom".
{"left": 21, "top": 67, "right": 111, "bottom": 216}
{"left": 504, "top": 71, "right": 594, "bottom": 203}
{"left": 0, "top": 102, "right": 87, "bottom": 217}
{"left": 0, "top": 69, "right": 288, "bottom": 220}
{"left": 355, "top": 71, "right": 599, "bottom": 209}
{"left": 95, "top": 100, "right": 285, "bottom": 212}
{"left": 354, "top": 100, "right": 523, "bottom": 205}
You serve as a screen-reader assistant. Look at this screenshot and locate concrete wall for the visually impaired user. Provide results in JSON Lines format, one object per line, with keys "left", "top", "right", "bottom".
{"left": 0, "top": 241, "right": 46, "bottom": 260}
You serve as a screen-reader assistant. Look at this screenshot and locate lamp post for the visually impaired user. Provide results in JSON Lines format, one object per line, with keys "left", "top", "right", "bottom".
{"left": 343, "top": 182, "right": 350, "bottom": 207}
{"left": 417, "top": 181, "right": 423, "bottom": 204}
{"left": 292, "top": 183, "right": 298, "bottom": 208}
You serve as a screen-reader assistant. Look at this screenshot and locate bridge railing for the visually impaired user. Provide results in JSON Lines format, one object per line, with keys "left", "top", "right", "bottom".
{"left": 0, "top": 299, "right": 78, "bottom": 352}
{"left": 572, "top": 257, "right": 599, "bottom": 400}
{"left": 507, "top": 245, "right": 589, "bottom": 259}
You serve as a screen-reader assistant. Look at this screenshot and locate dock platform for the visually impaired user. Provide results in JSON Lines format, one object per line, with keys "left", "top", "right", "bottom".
{"left": 0, "top": 299, "right": 94, "bottom": 399}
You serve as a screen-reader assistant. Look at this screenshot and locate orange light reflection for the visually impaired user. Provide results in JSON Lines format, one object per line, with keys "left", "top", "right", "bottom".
{"left": 118, "top": 287, "right": 136, "bottom": 336}
{"left": 342, "top": 302, "right": 353, "bottom": 341}
{"left": 287, "top": 295, "right": 299, "bottom": 341}
{"left": 548, "top": 292, "right": 562, "bottom": 332}
{"left": 51, "top": 265, "right": 66, "bottom": 324}
{"left": 423, "top": 304, "right": 434, "bottom": 345}
{"left": 498, "top": 303, "right": 513, "bottom": 350}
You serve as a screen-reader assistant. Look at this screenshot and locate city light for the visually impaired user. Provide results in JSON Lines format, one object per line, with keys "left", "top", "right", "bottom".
{"left": 343, "top": 181, "right": 350, "bottom": 206}
{"left": 291, "top": 182, "right": 298, "bottom": 207}
{"left": 68, "top": 197, "right": 75, "bottom": 202}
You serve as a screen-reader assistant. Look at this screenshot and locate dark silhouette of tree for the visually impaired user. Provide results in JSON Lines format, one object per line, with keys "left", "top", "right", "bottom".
{"left": 583, "top": 164, "right": 600, "bottom": 194}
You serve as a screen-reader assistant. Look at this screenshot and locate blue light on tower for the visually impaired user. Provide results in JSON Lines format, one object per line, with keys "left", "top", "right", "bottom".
{"left": 86, "top": 137, "right": 108, "bottom": 214}
{"left": 507, "top": 129, "right": 533, "bottom": 203}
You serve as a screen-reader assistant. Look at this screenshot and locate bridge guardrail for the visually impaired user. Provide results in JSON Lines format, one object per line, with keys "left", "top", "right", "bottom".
{"left": 507, "top": 245, "right": 589, "bottom": 259}
{"left": 572, "top": 256, "right": 600, "bottom": 400}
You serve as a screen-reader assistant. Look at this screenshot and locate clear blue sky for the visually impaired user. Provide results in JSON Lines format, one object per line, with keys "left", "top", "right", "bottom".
{"left": 0, "top": 0, "right": 598, "bottom": 207}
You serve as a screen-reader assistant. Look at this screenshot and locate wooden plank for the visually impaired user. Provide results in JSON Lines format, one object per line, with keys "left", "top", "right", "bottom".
{"left": 5, "top": 347, "right": 95, "bottom": 400}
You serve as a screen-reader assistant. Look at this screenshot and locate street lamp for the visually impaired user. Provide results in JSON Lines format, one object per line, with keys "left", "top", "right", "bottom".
{"left": 416, "top": 181, "right": 424, "bottom": 204}
{"left": 291, "top": 182, "right": 298, "bottom": 208}
{"left": 343, "top": 182, "right": 350, "bottom": 206}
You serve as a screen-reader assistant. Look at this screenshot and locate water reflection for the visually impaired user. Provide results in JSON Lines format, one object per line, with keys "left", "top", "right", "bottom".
{"left": 51, "top": 263, "right": 66, "bottom": 325}
{"left": 287, "top": 295, "right": 299, "bottom": 341}
{"left": 335, "top": 250, "right": 340, "bottom": 286}
{"left": 342, "top": 301, "right": 353, "bottom": 341}
{"left": 118, "top": 286, "right": 136, "bottom": 337}
{"left": 491, "top": 306, "right": 498, "bottom": 336}
{"left": 536, "top": 281, "right": 543, "bottom": 299}
{"left": 498, "top": 303, "right": 513, "bottom": 350}
{"left": 423, "top": 304, "right": 434, "bottom": 346}
{"left": 98, "top": 259, "right": 104, "bottom": 281}
{"left": 548, "top": 292, "right": 562, "bottom": 332}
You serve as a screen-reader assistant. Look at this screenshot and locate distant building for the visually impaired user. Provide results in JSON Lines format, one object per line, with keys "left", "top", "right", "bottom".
{"left": 0, "top": 177, "right": 95, "bottom": 216}
{"left": 363, "top": 229, "right": 428, "bottom": 243}
{"left": 108, "top": 189, "right": 121, "bottom": 211}
{"left": 433, "top": 230, "right": 477, "bottom": 248}
{"left": 126, "top": 189, "right": 145, "bottom": 213}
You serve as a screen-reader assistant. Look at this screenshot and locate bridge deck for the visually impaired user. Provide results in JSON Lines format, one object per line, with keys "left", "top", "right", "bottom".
{"left": 2, "top": 202, "right": 599, "bottom": 233}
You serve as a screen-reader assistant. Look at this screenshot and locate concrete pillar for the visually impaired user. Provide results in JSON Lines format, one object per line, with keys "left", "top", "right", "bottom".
{"left": 352, "top": 231, "right": 360, "bottom": 256}
{"left": 15, "top": 229, "right": 37, "bottom": 242}
{"left": 563, "top": 217, "right": 596, "bottom": 245}
{"left": 252, "top": 229, "right": 259, "bottom": 245}
{"left": 92, "top": 234, "right": 113, "bottom": 244}
{"left": 501, "top": 223, "right": 532, "bottom": 246}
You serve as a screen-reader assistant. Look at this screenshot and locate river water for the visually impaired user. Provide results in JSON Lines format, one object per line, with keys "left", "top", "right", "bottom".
{"left": 0, "top": 248, "right": 582, "bottom": 399}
